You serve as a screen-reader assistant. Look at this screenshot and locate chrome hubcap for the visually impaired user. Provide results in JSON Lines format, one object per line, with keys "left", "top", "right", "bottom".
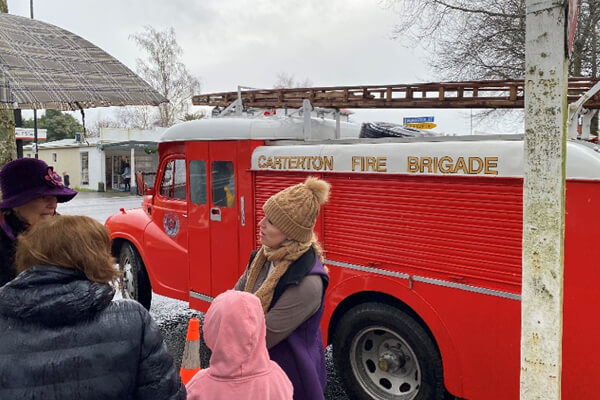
{"left": 120, "top": 257, "right": 135, "bottom": 299}
{"left": 350, "top": 327, "right": 422, "bottom": 399}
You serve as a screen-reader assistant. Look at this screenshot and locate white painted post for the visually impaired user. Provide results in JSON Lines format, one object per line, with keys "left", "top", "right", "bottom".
{"left": 303, "top": 99, "right": 312, "bottom": 140}
{"left": 130, "top": 147, "right": 136, "bottom": 193}
{"left": 521, "top": 1, "right": 568, "bottom": 399}
{"left": 335, "top": 109, "right": 341, "bottom": 139}
{"left": 580, "top": 110, "right": 598, "bottom": 139}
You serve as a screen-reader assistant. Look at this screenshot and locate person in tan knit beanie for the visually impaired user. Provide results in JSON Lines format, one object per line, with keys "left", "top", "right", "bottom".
{"left": 234, "top": 176, "right": 330, "bottom": 400}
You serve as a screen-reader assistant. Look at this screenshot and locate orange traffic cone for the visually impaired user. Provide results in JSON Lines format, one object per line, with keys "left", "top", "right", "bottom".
{"left": 180, "top": 317, "right": 202, "bottom": 385}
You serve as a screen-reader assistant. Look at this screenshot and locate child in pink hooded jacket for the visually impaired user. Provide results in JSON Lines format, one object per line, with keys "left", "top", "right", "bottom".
{"left": 186, "top": 290, "right": 293, "bottom": 400}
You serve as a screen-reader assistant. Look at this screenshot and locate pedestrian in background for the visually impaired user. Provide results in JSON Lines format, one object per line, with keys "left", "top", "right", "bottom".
{"left": 186, "top": 290, "right": 293, "bottom": 400}
{"left": 234, "top": 176, "right": 330, "bottom": 400}
{"left": 0, "top": 215, "right": 185, "bottom": 399}
{"left": 122, "top": 162, "right": 131, "bottom": 192}
{"left": 0, "top": 158, "right": 77, "bottom": 287}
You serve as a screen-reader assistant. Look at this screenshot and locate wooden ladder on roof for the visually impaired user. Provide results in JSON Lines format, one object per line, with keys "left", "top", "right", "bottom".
{"left": 192, "top": 78, "right": 600, "bottom": 110}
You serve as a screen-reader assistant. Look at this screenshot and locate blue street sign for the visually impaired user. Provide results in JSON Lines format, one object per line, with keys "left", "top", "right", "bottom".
{"left": 403, "top": 116, "right": 434, "bottom": 124}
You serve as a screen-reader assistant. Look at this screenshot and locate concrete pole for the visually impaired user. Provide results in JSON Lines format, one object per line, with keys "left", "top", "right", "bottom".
{"left": 521, "top": 1, "right": 568, "bottom": 399}
{"left": 130, "top": 147, "right": 136, "bottom": 193}
{"left": 303, "top": 99, "right": 312, "bottom": 140}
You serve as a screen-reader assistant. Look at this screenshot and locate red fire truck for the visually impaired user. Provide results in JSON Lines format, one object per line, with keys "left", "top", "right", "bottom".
{"left": 105, "top": 113, "right": 600, "bottom": 400}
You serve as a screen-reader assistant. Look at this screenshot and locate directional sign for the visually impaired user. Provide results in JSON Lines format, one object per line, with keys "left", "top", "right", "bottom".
{"left": 403, "top": 116, "right": 434, "bottom": 124}
{"left": 15, "top": 127, "right": 47, "bottom": 140}
{"left": 406, "top": 122, "right": 437, "bottom": 130}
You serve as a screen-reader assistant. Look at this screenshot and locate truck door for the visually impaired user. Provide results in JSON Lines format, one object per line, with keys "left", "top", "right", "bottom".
{"left": 187, "top": 142, "right": 211, "bottom": 299}
{"left": 146, "top": 155, "right": 189, "bottom": 293}
{"left": 208, "top": 142, "right": 239, "bottom": 296}
{"left": 187, "top": 141, "right": 240, "bottom": 303}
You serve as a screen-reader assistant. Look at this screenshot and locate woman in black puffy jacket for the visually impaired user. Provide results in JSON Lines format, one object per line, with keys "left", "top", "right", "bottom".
{"left": 0, "top": 215, "right": 186, "bottom": 400}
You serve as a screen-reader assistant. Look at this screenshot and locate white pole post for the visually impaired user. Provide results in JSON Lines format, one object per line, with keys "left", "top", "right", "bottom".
{"left": 130, "top": 147, "right": 136, "bottom": 193}
{"left": 303, "top": 99, "right": 312, "bottom": 140}
{"left": 521, "top": 1, "right": 568, "bottom": 399}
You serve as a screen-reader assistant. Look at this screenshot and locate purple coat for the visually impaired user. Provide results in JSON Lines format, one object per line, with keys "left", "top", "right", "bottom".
{"left": 268, "top": 248, "right": 329, "bottom": 400}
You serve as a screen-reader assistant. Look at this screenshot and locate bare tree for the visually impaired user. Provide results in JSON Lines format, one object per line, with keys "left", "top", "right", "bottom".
{"left": 385, "top": 0, "right": 599, "bottom": 133}
{"left": 115, "top": 106, "right": 155, "bottom": 130}
{"left": 0, "top": 0, "right": 17, "bottom": 169}
{"left": 130, "top": 26, "right": 201, "bottom": 127}
{"left": 385, "top": 0, "right": 598, "bottom": 80}
{"left": 274, "top": 72, "right": 313, "bottom": 88}
{"left": 571, "top": 0, "right": 600, "bottom": 77}
{"left": 85, "top": 117, "right": 124, "bottom": 137}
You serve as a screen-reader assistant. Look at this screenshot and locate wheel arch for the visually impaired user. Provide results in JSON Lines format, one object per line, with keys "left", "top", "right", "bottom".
{"left": 325, "top": 275, "right": 464, "bottom": 396}
{"left": 110, "top": 236, "right": 128, "bottom": 259}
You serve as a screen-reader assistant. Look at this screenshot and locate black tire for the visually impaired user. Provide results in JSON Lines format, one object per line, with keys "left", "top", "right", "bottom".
{"left": 118, "top": 242, "right": 152, "bottom": 310}
{"left": 333, "top": 302, "right": 445, "bottom": 400}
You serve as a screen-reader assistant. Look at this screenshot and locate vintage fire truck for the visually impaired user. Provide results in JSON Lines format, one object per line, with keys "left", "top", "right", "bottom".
{"left": 105, "top": 84, "right": 600, "bottom": 400}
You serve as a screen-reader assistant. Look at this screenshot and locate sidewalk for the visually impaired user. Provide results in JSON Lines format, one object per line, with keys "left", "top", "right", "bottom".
{"left": 71, "top": 189, "right": 139, "bottom": 199}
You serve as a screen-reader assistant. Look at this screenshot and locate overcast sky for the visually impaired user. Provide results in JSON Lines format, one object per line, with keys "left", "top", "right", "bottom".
{"left": 7, "top": 0, "right": 522, "bottom": 135}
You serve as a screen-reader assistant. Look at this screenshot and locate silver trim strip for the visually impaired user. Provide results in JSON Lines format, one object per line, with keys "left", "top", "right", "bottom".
{"left": 325, "top": 259, "right": 521, "bottom": 301}
{"left": 190, "top": 291, "right": 214, "bottom": 302}
{"left": 413, "top": 275, "right": 521, "bottom": 301}
{"left": 325, "top": 259, "right": 410, "bottom": 279}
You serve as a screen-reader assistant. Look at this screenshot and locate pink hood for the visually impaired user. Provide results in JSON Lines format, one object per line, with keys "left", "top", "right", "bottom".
{"left": 205, "top": 290, "right": 270, "bottom": 377}
{"left": 186, "top": 290, "right": 292, "bottom": 399}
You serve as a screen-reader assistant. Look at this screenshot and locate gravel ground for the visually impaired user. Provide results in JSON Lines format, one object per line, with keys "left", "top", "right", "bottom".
{"left": 150, "top": 293, "right": 350, "bottom": 399}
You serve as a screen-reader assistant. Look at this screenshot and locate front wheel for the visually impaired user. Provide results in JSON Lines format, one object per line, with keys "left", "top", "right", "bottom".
{"left": 118, "top": 242, "right": 152, "bottom": 310}
{"left": 333, "top": 303, "right": 445, "bottom": 400}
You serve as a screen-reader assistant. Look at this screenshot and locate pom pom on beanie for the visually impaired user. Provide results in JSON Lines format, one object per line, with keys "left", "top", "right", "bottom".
{"left": 262, "top": 176, "right": 331, "bottom": 242}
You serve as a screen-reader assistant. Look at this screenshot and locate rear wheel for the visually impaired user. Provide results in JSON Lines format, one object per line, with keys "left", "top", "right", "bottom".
{"left": 118, "top": 242, "right": 152, "bottom": 310}
{"left": 333, "top": 302, "right": 444, "bottom": 400}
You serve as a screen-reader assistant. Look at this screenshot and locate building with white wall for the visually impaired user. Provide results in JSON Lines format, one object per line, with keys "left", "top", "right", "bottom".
{"left": 24, "top": 127, "right": 165, "bottom": 192}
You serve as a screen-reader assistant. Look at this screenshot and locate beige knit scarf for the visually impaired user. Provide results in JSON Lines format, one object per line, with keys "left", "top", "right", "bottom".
{"left": 244, "top": 233, "right": 324, "bottom": 313}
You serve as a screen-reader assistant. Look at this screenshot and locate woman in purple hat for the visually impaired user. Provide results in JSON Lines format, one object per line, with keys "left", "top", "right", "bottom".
{"left": 0, "top": 158, "right": 77, "bottom": 286}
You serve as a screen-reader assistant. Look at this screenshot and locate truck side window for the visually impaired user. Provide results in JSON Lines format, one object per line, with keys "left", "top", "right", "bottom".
{"left": 173, "top": 159, "right": 187, "bottom": 200}
{"left": 189, "top": 160, "right": 207, "bottom": 205}
{"left": 159, "top": 159, "right": 187, "bottom": 200}
{"left": 159, "top": 161, "right": 174, "bottom": 198}
{"left": 212, "top": 161, "right": 234, "bottom": 207}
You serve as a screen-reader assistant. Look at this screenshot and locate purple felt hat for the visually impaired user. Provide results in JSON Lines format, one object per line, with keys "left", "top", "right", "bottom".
{"left": 0, "top": 158, "right": 78, "bottom": 209}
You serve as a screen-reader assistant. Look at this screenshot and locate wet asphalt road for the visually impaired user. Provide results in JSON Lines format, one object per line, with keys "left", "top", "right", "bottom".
{"left": 58, "top": 191, "right": 351, "bottom": 399}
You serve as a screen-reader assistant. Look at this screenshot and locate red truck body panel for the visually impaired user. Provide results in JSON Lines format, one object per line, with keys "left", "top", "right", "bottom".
{"left": 105, "top": 117, "right": 600, "bottom": 399}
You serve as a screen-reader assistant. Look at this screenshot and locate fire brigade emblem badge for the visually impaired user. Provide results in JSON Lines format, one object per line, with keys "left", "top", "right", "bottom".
{"left": 163, "top": 213, "right": 180, "bottom": 238}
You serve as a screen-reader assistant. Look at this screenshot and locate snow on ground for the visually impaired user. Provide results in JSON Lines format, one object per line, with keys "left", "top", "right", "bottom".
{"left": 150, "top": 293, "right": 198, "bottom": 324}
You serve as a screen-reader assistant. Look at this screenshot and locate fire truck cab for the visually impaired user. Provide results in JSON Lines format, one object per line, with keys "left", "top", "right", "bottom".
{"left": 105, "top": 113, "right": 600, "bottom": 400}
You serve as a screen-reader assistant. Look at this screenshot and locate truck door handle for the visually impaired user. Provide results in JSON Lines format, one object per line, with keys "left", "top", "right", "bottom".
{"left": 210, "top": 207, "right": 222, "bottom": 222}
{"left": 240, "top": 196, "right": 245, "bottom": 226}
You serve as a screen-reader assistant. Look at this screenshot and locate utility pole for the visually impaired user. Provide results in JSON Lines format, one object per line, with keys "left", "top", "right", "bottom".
{"left": 521, "top": 0, "right": 570, "bottom": 399}
{"left": 30, "top": 0, "right": 38, "bottom": 158}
